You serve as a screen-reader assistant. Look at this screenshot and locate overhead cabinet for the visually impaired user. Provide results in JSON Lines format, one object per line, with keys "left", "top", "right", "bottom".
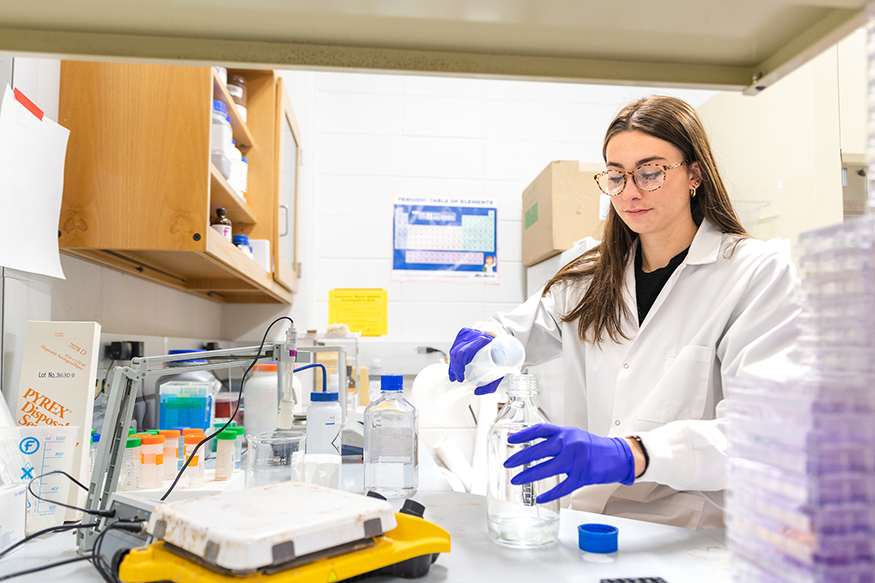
{"left": 57, "top": 62, "right": 300, "bottom": 303}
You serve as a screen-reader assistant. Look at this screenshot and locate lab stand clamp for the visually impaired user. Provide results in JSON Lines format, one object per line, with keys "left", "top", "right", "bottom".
{"left": 79, "top": 326, "right": 301, "bottom": 554}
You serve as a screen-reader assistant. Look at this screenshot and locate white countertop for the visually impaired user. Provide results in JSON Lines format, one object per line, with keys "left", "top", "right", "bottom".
{"left": 1, "top": 448, "right": 728, "bottom": 583}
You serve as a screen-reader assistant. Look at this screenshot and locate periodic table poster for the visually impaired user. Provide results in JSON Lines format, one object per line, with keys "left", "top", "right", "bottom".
{"left": 392, "top": 195, "right": 499, "bottom": 282}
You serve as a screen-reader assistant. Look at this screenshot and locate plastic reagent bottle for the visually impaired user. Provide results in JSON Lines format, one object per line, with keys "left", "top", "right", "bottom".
{"left": 363, "top": 375, "right": 418, "bottom": 498}
{"left": 431, "top": 335, "right": 525, "bottom": 408}
{"left": 138, "top": 435, "right": 165, "bottom": 489}
{"left": 182, "top": 434, "right": 205, "bottom": 488}
{"left": 486, "top": 373, "right": 560, "bottom": 547}
{"left": 368, "top": 359, "right": 382, "bottom": 403}
{"left": 158, "top": 430, "right": 180, "bottom": 479}
{"left": 215, "top": 430, "right": 237, "bottom": 481}
{"left": 306, "top": 391, "right": 342, "bottom": 489}
{"left": 210, "top": 100, "right": 232, "bottom": 179}
{"left": 119, "top": 437, "right": 141, "bottom": 492}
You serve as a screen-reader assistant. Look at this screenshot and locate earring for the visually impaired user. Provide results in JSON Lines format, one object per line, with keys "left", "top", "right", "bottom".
{"left": 690, "top": 187, "right": 697, "bottom": 197}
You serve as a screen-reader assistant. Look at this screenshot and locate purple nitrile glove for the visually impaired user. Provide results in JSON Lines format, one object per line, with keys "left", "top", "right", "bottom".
{"left": 448, "top": 328, "right": 503, "bottom": 395}
{"left": 504, "top": 423, "right": 635, "bottom": 503}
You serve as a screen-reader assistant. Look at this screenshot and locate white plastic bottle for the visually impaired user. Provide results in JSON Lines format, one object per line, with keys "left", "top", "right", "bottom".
{"left": 229, "top": 139, "right": 244, "bottom": 196}
{"left": 215, "top": 430, "right": 236, "bottom": 481}
{"left": 368, "top": 359, "right": 382, "bottom": 403}
{"left": 363, "top": 375, "right": 418, "bottom": 498}
{"left": 210, "top": 101, "right": 232, "bottom": 179}
{"left": 243, "top": 363, "right": 280, "bottom": 438}
{"left": 306, "top": 391, "right": 342, "bottom": 488}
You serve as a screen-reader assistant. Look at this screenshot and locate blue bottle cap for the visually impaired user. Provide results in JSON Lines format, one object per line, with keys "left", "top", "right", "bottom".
{"left": 93, "top": 433, "right": 100, "bottom": 443}
{"left": 212, "top": 100, "right": 227, "bottom": 115}
{"left": 168, "top": 349, "right": 208, "bottom": 365}
{"left": 310, "top": 391, "right": 339, "bottom": 402}
{"left": 232, "top": 234, "right": 250, "bottom": 245}
{"left": 380, "top": 374, "right": 403, "bottom": 391}
{"left": 578, "top": 523, "right": 618, "bottom": 553}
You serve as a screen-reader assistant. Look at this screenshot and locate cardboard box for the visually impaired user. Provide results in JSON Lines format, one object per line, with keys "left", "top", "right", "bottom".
{"left": 521, "top": 161, "right": 604, "bottom": 267}
{"left": 0, "top": 484, "right": 27, "bottom": 555}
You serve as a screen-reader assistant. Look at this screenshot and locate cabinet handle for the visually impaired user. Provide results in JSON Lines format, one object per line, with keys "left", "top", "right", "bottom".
{"left": 279, "top": 205, "right": 289, "bottom": 237}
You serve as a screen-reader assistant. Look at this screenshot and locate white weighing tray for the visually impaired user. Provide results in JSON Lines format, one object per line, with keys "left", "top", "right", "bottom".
{"left": 147, "top": 481, "right": 397, "bottom": 573}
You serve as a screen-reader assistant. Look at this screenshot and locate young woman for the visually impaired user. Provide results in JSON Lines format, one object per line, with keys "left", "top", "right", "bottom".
{"left": 448, "top": 96, "right": 800, "bottom": 529}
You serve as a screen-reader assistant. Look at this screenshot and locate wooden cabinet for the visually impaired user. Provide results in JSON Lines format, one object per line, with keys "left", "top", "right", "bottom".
{"left": 57, "top": 62, "right": 298, "bottom": 304}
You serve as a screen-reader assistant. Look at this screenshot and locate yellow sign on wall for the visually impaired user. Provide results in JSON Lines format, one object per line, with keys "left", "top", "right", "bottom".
{"left": 328, "top": 289, "right": 388, "bottom": 337}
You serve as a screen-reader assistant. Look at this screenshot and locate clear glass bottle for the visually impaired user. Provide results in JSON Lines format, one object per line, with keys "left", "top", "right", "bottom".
{"left": 487, "top": 373, "right": 560, "bottom": 547}
{"left": 363, "top": 375, "right": 418, "bottom": 498}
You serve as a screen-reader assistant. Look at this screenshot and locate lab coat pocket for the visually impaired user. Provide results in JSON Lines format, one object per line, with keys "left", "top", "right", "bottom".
{"left": 636, "top": 345, "right": 715, "bottom": 424}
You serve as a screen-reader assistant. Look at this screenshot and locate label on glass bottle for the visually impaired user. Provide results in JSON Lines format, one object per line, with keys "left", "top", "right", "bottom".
{"left": 211, "top": 224, "right": 233, "bottom": 242}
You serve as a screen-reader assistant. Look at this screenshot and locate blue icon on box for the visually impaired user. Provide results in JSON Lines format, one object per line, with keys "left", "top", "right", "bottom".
{"left": 20, "top": 437, "right": 40, "bottom": 455}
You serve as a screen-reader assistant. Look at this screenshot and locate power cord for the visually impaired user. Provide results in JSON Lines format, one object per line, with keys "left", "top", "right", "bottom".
{"left": 160, "top": 316, "right": 295, "bottom": 501}
{"left": 0, "top": 555, "right": 94, "bottom": 581}
{"left": 90, "top": 519, "right": 144, "bottom": 583}
{"left": 27, "top": 470, "right": 115, "bottom": 518}
{"left": 0, "top": 521, "right": 98, "bottom": 561}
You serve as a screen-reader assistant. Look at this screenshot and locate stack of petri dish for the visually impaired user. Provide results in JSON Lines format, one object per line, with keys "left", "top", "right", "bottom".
{"left": 726, "top": 216, "right": 875, "bottom": 583}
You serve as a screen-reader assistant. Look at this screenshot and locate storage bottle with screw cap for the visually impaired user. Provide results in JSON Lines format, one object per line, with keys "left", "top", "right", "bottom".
{"left": 211, "top": 208, "right": 233, "bottom": 243}
{"left": 487, "top": 372, "right": 560, "bottom": 547}
{"left": 363, "top": 375, "right": 418, "bottom": 498}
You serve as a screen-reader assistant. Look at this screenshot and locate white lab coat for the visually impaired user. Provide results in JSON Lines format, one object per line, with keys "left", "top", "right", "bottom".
{"left": 477, "top": 219, "right": 801, "bottom": 529}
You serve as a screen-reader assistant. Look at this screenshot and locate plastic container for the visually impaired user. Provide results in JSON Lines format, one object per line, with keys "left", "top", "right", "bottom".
{"left": 215, "top": 430, "right": 237, "bottom": 481}
{"left": 306, "top": 392, "right": 342, "bottom": 489}
{"left": 119, "top": 437, "right": 141, "bottom": 492}
{"left": 368, "top": 359, "right": 382, "bottom": 403}
{"left": 89, "top": 433, "right": 100, "bottom": 483}
{"left": 424, "top": 335, "right": 525, "bottom": 409}
{"left": 233, "top": 426, "right": 245, "bottom": 469}
{"left": 139, "top": 435, "right": 165, "bottom": 489}
{"left": 227, "top": 74, "right": 247, "bottom": 123}
{"left": 159, "top": 381, "right": 214, "bottom": 431}
{"left": 214, "top": 66, "right": 227, "bottom": 85}
{"left": 363, "top": 375, "right": 418, "bottom": 498}
{"left": 211, "top": 100, "right": 232, "bottom": 179}
{"left": 233, "top": 234, "right": 253, "bottom": 259}
{"left": 229, "top": 140, "right": 248, "bottom": 199}
{"left": 158, "top": 430, "right": 180, "bottom": 479}
{"left": 243, "top": 363, "right": 280, "bottom": 438}
{"left": 182, "top": 434, "right": 205, "bottom": 488}
{"left": 487, "top": 373, "right": 560, "bottom": 548}
{"left": 250, "top": 239, "right": 270, "bottom": 272}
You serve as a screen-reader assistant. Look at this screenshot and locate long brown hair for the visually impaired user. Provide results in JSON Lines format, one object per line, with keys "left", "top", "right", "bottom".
{"left": 543, "top": 96, "right": 747, "bottom": 345}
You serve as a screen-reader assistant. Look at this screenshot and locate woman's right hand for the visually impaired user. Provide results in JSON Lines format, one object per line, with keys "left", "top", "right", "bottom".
{"left": 448, "top": 327, "right": 494, "bottom": 382}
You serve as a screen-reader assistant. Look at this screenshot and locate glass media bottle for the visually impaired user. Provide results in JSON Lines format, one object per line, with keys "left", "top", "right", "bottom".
{"left": 487, "top": 373, "right": 560, "bottom": 547}
{"left": 363, "top": 375, "right": 418, "bottom": 498}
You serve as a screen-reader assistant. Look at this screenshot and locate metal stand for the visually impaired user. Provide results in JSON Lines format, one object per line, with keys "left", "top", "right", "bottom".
{"left": 78, "top": 328, "right": 300, "bottom": 553}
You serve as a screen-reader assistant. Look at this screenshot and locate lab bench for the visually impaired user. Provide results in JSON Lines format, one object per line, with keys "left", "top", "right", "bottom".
{"left": 3, "top": 449, "right": 728, "bottom": 583}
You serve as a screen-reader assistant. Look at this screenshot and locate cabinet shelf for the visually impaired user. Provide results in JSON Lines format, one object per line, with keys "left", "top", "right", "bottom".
{"left": 210, "top": 163, "right": 257, "bottom": 224}
{"left": 63, "top": 230, "right": 292, "bottom": 304}
{"left": 212, "top": 69, "right": 255, "bottom": 149}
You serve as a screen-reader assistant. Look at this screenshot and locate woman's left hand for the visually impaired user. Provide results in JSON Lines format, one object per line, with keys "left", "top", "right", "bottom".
{"left": 504, "top": 423, "right": 636, "bottom": 503}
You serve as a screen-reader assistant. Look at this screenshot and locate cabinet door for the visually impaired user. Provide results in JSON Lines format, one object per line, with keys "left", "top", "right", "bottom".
{"left": 274, "top": 79, "right": 300, "bottom": 292}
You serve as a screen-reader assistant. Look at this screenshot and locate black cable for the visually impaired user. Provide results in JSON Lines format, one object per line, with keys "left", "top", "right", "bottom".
{"left": 100, "top": 359, "right": 116, "bottom": 396}
{"left": 0, "top": 521, "right": 98, "bottom": 561}
{"left": 0, "top": 555, "right": 94, "bottom": 581}
{"left": 91, "top": 520, "right": 142, "bottom": 583}
{"left": 27, "top": 470, "right": 114, "bottom": 518}
{"left": 160, "top": 316, "right": 294, "bottom": 500}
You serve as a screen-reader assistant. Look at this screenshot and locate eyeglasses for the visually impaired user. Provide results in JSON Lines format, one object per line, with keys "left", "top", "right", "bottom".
{"left": 594, "top": 161, "right": 688, "bottom": 196}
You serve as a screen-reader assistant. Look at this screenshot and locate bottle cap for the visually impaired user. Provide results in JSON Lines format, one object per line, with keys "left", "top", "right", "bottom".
{"left": 241, "top": 157, "right": 248, "bottom": 163}
{"left": 93, "top": 433, "right": 100, "bottom": 443}
{"left": 253, "top": 363, "right": 277, "bottom": 372}
{"left": 578, "top": 523, "right": 619, "bottom": 553}
{"left": 233, "top": 234, "right": 250, "bottom": 245}
{"left": 167, "top": 349, "right": 208, "bottom": 365}
{"left": 212, "top": 100, "right": 227, "bottom": 115}
{"left": 182, "top": 428, "right": 204, "bottom": 436}
{"left": 217, "top": 430, "right": 237, "bottom": 440}
{"left": 233, "top": 427, "right": 246, "bottom": 436}
{"left": 380, "top": 374, "right": 403, "bottom": 391}
{"left": 158, "top": 429, "right": 181, "bottom": 438}
{"left": 128, "top": 428, "right": 135, "bottom": 435}
{"left": 184, "top": 434, "right": 203, "bottom": 445}
{"left": 146, "top": 430, "right": 160, "bottom": 435}
{"left": 139, "top": 435, "right": 165, "bottom": 445}
{"left": 214, "top": 421, "right": 236, "bottom": 427}
{"left": 310, "top": 391, "right": 339, "bottom": 402}
{"left": 126, "top": 437, "right": 142, "bottom": 448}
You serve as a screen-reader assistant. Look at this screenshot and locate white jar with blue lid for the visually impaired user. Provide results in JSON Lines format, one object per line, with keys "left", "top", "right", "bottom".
{"left": 210, "top": 100, "right": 232, "bottom": 179}
{"left": 232, "top": 234, "right": 253, "bottom": 259}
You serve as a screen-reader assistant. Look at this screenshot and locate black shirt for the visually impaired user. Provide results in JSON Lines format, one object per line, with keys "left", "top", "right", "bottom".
{"left": 635, "top": 245, "right": 690, "bottom": 325}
